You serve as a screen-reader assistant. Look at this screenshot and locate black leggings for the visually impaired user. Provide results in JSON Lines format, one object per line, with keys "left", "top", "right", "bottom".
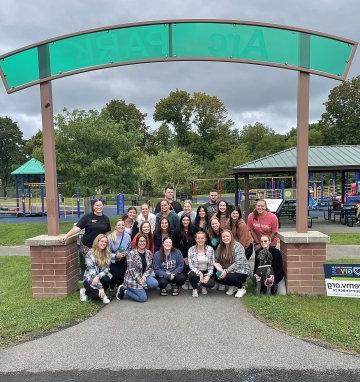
{"left": 157, "top": 273, "right": 186, "bottom": 289}
{"left": 110, "top": 258, "right": 127, "bottom": 289}
{"left": 83, "top": 275, "right": 111, "bottom": 300}
{"left": 214, "top": 272, "right": 248, "bottom": 288}
{"left": 188, "top": 271, "right": 215, "bottom": 289}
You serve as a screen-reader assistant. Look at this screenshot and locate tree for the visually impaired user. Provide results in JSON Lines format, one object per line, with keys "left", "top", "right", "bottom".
{"left": 319, "top": 75, "right": 360, "bottom": 145}
{"left": 25, "top": 130, "right": 43, "bottom": 161}
{"left": 0, "top": 117, "right": 25, "bottom": 197}
{"left": 285, "top": 123, "right": 324, "bottom": 147}
{"left": 55, "top": 108, "right": 142, "bottom": 195}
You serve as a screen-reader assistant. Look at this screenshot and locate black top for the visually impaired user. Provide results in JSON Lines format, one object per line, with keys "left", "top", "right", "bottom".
{"left": 173, "top": 227, "right": 196, "bottom": 258}
{"left": 76, "top": 213, "right": 111, "bottom": 248}
{"left": 139, "top": 251, "right": 147, "bottom": 274}
{"left": 203, "top": 201, "right": 218, "bottom": 218}
{"left": 254, "top": 246, "right": 285, "bottom": 285}
{"left": 154, "top": 200, "right": 183, "bottom": 214}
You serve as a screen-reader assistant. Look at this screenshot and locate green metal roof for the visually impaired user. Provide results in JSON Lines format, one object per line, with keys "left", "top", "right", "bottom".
{"left": 233, "top": 145, "right": 360, "bottom": 174}
{"left": 11, "top": 158, "right": 45, "bottom": 176}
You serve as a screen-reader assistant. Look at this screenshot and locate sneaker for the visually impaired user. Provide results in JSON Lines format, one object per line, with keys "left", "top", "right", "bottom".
{"left": 160, "top": 288, "right": 167, "bottom": 296}
{"left": 192, "top": 289, "right": 199, "bottom": 297}
{"left": 218, "top": 284, "right": 226, "bottom": 291}
{"left": 235, "top": 288, "right": 246, "bottom": 298}
{"left": 172, "top": 285, "right": 179, "bottom": 296}
{"left": 116, "top": 284, "right": 126, "bottom": 300}
{"left": 102, "top": 295, "right": 110, "bottom": 304}
{"left": 201, "top": 286, "right": 208, "bottom": 295}
{"left": 79, "top": 288, "right": 87, "bottom": 301}
{"left": 226, "top": 286, "right": 238, "bottom": 296}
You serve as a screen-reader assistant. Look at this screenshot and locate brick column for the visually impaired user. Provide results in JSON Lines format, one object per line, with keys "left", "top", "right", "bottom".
{"left": 278, "top": 231, "right": 329, "bottom": 295}
{"left": 26, "top": 235, "right": 79, "bottom": 298}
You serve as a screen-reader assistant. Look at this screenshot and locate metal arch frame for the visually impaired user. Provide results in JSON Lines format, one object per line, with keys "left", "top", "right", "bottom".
{"left": 0, "top": 19, "right": 357, "bottom": 235}
{"left": 0, "top": 19, "right": 358, "bottom": 93}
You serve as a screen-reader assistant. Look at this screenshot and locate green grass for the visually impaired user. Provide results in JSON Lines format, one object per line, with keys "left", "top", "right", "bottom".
{"left": 243, "top": 292, "right": 360, "bottom": 354}
{"left": 329, "top": 233, "right": 360, "bottom": 245}
{"left": 0, "top": 256, "right": 101, "bottom": 348}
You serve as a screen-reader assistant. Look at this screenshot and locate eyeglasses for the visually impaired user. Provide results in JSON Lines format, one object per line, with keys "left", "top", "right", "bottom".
{"left": 260, "top": 240, "right": 269, "bottom": 243}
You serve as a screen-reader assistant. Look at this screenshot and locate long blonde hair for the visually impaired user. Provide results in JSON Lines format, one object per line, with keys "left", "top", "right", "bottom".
{"left": 92, "top": 234, "right": 111, "bottom": 268}
{"left": 216, "top": 229, "right": 235, "bottom": 268}
{"left": 110, "top": 219, "right": 124, "bottom": 242}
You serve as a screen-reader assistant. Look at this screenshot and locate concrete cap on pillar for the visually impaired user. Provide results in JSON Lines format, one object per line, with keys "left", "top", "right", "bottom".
{"left": 26, "top": 234, "right": 78, "bottom": 246}
{"left": 278, "top": 231, "right": 329, "bottom": 244}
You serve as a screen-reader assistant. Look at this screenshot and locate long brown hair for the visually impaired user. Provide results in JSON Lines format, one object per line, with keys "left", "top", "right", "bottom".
{"left": 139, "top": 221, "right": 154, "bottom": 250}
{"left": 253, "top": 199, "right": 268, "bottom": 219}
{"left": 216, "top": 229, "right": 235, "bottom": 268}
{"left": 92, "top": 234, "right": 111, "bottom": 268}
{"left": 207, "top": 216, "right": 222, "bottom": 240}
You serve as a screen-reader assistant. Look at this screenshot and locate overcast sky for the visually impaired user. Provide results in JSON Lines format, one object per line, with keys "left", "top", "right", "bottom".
{"left": 0, "top": 0, "right": 359, "bottom": 139}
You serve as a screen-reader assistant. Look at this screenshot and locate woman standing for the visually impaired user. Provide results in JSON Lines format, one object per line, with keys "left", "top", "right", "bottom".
{"left": 153, "top": 237, "right": 185, "bottom": 296}
{"left": 116, "top": 234, "right": 159, "bottom": 302}
{"left": 131, "top": 221, "right": 155, "bottom": 254}
{"left": 107, "top": 220, "right": 132, "bottom": 290}
{"left": 216, "top": 200, "right": 231, "bottom": 230}
{"left": 80, "top": 234, "right": 112, "bottom": 304}
{"left": 254, "top": 235, "right": 286, "bottom": 295}
{"left": 213, "top": 229, "right": 251, "bottom": 298}
{"left": 178, "top": 200, "right": 196, "bottom": 223}
{"left": 247, "top": 199, "right": 279, "bottom": 252}
{"left": 188, "top": 231, "right": 215, "bottom": 297}
{"left": 122, "top": 206, "right": 139, "bottom": 240}
{"left": 194, "top": 205, "right": 209, "bottom": 232}
{"left": 173, "top": 215, "right": 196, "bottom": 288}
{"left": 136, "top": 203, "right": 156, "bottom": 233}
{"left": 230, "top": 206, "right": 253, "bottom": 260}
{"left": 154, "top": 217, "right": 172, "bottom": 252}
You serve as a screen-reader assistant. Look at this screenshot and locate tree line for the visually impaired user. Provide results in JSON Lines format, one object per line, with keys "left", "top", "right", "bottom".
{"left": 1, "top": 75, "right": 360, "bottom": 197}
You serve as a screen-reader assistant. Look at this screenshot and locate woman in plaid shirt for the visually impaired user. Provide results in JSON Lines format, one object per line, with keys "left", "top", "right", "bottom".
{"left": 116, "top": 234, "right": 158, "bottom": 302}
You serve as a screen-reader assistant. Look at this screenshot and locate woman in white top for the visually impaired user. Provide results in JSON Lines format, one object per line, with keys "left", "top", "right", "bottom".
{"left": 187, "top": 231, "right": 215, "bottom": 297}
{"left": 178, "top": 200, "right": 196, "bottom": 223}
{"left": 136, "top": 203, "right": 156, "bottom": 232}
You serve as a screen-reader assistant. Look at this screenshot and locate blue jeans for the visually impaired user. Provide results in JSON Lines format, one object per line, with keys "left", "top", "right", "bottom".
{"left": 127, "top": 276, "right": 158, "bottom": 303}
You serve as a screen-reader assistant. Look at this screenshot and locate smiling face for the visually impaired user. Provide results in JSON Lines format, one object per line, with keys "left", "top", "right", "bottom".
{"left": 93, "top": 200, "right": 103, "bottom": 215}
{"left": 195, "top": 231, "right": 206, "bottom": 246}
{"left": 210, "top": 218, "right": 220, "bottom": 232}
{"left": 182, "top": 216, "right": 190, "bottom": 228}
{"left": 163, "top": 237, "right": 173, "bottom": 251}
{"left": 141, "top": 222, "right": 151, "bottom": 234}
{"left": 198, "top": 207, "right": 206, "bottom": 218}
{"left": 164, "top": 188, "right": 174, "bottom": 201}
{"left": 209, "top": 191, "right": 218, "bottom": 203}
{"left": 160, "top": 218, "right": 169, "bottom": 231}
{"left": 160, "top": 200, "right": 170, "bottom": 213}
{"left": 115, "top": 220, "right": 125, "bottom": 234}
{"left": 183, "top": 202, "right": 192, "bottom": 214}
{"left": 98, "top": 236, "right": 108, "bottom": 250}
{"left": 256, "top": 200, "right": 267, "bottom": 215}
{"left": 221, "top": 230, "right": 232, "bottom": 245}
{"left": 231, "top": 209, "right": 240, "bottom": 221}
{"left": 260, "top": 235, "right": 271, "bottom": 249}
{"left": 137, "top": 236, "right": 147, "bottom": 251}
{"left": 141, "top": 203, "right": 149, "bottom": 217}
{"left": 128, "top": 208, "right": 137, "bottom": 220}
{"left": 218, "top": 201, "right": 227, "bottom": 214}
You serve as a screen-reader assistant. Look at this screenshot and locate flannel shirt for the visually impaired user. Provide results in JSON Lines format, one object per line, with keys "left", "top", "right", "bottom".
{"left": 124, "top": 249, "right": 154, "bottom": 289}
{"left": 188, "top": 245, "right": 214, "bottom": 276}
{"left": 215, "top": 241, "right": 251, "bottom": 275}
{"left": 83, "top": 250, "right": 112, "bottom": 289}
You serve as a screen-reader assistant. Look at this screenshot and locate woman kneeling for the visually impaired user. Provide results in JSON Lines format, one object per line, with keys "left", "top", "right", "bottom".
{"left": 116, "top": 234, "right": 158, "bottom": 302}
{"left": 81, "top": 234, "right": 112, "bottom": 304}
{"left": 188, "top": 231, "right": 215, "bottom": 297}
{"left": 214, "top": 229, "right": 251, "bottom": 298}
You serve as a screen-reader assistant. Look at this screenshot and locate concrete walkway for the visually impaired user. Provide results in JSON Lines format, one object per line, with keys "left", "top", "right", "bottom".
{"left": 0, "top": 292, "right": 359, "bottom": 374}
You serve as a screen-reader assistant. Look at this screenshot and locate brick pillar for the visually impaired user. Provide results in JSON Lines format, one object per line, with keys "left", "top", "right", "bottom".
{"left": 278, "top": 231, "right": 329, "bottom": 295}
{"left": 26, "top": 235, "right": 79, "bottom": 298}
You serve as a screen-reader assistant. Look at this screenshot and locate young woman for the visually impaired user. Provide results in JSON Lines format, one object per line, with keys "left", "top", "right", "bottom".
{"left": 207, "top": 216, "right": 222, "bottom": 251}
{"left": 108, "top": 219, "right": 132, "bottom": 290}
{"left": 188, "top": 231, "right": 215, "bottom": 297}
{"left": 61, "top": 199, "right": 111, "bottom": 262}
{"left": 194, "top": 205, "right": 209, "bottom": 232}
{"left": 247, "top": 199, "right": 279, "bottom": 252}
{"left": 122, "top": 206, "right": 139, "bottom": 240}
{"left": 136, "top": 202, "right": 156, "bottom": 233}
{"left": 154, "top": 217, "right": 172, "bottom": 252}
{"left": 116, "top": 234, "right": 158, "bottom": 302}
{"left": 131, "top": 221, "right": 155, "bottom": 254}
{"left": 230, "top": 206, "right": 254, "bottom": 260}
{"left": 177, "top": 200, "right": 196, "bottom": 223}
{"left": 173, "top": 215, "right": 196, "bottom": 289}
{"left": 80, "top": 234, "right": 112, "bottom": 304}
{"left": 213, "top": 229, "right": 251, "bottom": 298}
{"left": 153, "top": 237, "right": 186, "bottom": 296}
{"left": 254, "top": 235, "right": 286, "bottom": 295}
{"left": 216, "top": 199, "right": 231, "bottom": 230}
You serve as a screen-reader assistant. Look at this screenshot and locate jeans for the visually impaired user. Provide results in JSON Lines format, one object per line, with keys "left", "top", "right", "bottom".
{"left": 126, "top": 276, "right": 158, "bottom": 303}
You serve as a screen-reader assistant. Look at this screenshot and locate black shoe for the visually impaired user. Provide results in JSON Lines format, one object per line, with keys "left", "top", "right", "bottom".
{"left": 116, "top": 284, "right": 126, "bottom": 300}
{"left": 172, "top": 285, "right": 179, "bottom": 296}
{"left": 160, "top": 288, "right": 167, "bottom": 296}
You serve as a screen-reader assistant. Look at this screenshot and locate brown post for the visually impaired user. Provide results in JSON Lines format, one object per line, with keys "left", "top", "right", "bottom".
{"left": 40, "top": 81, "right": 59, "bottom": 235}
{"left": 235, "top": 173, "right": 239, "bottom": 206}
{"left": 296, "top": 71, "right": 310, "bottom": 233}
{"left": 244, "top": 174, "right": 250, "bottom": 221}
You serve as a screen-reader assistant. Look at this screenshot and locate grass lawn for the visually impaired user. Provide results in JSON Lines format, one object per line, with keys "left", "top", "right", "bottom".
{"left": 329, "top": 233, "right": 360, "bottom": 245}
{"left": 0, "top": 256, "right": 101, "bottom": 348}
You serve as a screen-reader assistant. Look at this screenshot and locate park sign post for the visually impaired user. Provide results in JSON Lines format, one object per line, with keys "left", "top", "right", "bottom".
{"left": 0, "top": 20, "right": 357, "bottom": 297}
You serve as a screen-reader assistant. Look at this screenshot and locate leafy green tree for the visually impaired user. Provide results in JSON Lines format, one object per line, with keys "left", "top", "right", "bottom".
{"left": 285, "top": 123, "right": 324, "bottom": 147}
{"left": 25, "top": 130, "right": 43, "bottom": 161}
{"left": 319, "top": 76, "right": 360, "bottom": 145}
{"left": 146, "top": 123, "right": 174, "bottom": 155}
{"left": 0, "top": 117, "right": 25, "bottom": 196}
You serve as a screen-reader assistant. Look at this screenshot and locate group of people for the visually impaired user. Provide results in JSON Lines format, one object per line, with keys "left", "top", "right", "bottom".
{"left": 61, "top": 186, "right": 286, "bottom": 304}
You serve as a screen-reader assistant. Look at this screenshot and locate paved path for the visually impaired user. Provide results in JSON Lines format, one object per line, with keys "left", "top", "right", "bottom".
{"left": 0, "top": 292, "right": 359, "bottom": 375}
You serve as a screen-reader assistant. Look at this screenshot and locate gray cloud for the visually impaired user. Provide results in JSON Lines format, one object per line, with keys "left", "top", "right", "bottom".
{"left": 0, "top": 0, "right": 359, "bottom": 139}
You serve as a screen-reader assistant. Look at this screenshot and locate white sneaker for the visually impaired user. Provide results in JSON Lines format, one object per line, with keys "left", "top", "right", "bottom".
{"left": 79, "top": 288, "right": 87, "bottom": 301}
{"left": 218, "top": 284, "right": 226, "bottom": 291}
{"left": 201, "top": 286, "right": 208, "bottom": 295}
{"left": 226, "top": 286, "right": 237, "bottom": 296}
{"left": 192, "top": 289, "right": 199, "bottom": 297}
{"left": 235, "top": 288, "right": 246, "bottom": 298}
{"left": 102, "top": 295, "right": 110, "bottom": 304}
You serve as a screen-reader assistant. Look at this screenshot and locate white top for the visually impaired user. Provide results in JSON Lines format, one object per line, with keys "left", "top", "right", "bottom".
{"left": 197, "top": 254, "right": 208, "bottom": 271}
{"left": 136, "top": 212, "right": 156, "bottom": 233}
{"left": 177, "top": 210, "right": 196, "bottom": 223}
